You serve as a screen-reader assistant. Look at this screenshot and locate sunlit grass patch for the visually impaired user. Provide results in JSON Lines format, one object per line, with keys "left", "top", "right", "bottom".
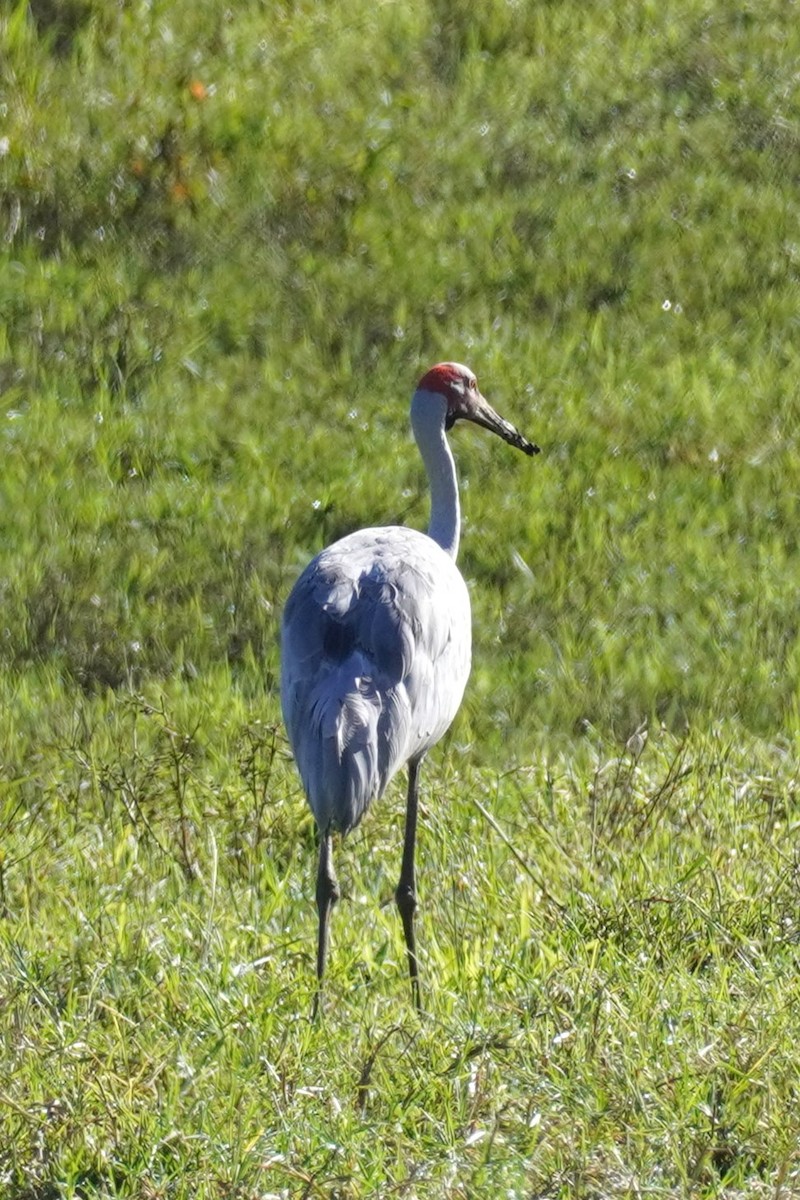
{"left": 3, "top": 0, "right": 800, "bottom": 1192}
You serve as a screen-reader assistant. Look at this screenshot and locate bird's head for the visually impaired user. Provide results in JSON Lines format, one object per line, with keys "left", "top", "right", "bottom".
{"left": 415, "top": 362, "right": 540, "bottom": 456}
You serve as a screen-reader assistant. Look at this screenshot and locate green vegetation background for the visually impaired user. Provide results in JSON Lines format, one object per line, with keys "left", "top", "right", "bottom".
{"left": 2, "top": 0, "right": 800, "bottom": 1196}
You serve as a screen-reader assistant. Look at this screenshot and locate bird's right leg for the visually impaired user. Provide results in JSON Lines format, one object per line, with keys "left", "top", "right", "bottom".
{"left": 396, "top": 756, "right": 423, "bottom": 1012}
{"left": 312, "top": 831, "right": 339, "bottom": 1019}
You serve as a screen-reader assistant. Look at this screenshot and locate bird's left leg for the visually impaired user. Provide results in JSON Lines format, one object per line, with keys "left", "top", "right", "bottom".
{"left": 312, "top": 831, "right": 339, "bottom": 1019}
{"left": 396, "top": 755, "right": 423, "bottom": 1011}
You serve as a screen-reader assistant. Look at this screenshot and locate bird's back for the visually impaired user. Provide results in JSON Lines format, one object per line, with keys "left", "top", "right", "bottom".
{"left": 281, "top": 525, "right": 471, "bottom": 834}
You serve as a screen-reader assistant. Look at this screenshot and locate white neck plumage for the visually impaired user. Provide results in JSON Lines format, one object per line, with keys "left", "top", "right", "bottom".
{"left": 410, "top": 389, "right": 460, "bottom": 560}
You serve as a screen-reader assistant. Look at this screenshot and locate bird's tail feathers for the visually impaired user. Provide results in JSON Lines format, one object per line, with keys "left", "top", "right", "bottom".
{"left": 300, "top": 667, "right": 410, "bottom": 834}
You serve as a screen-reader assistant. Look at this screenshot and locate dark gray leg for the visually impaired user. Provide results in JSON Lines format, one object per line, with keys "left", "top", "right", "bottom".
{"left": 312, "top": 831, "right": 339, "bottom": 1019}
{"left": 395, "top": 756, "right": 423, "bottom": 1011}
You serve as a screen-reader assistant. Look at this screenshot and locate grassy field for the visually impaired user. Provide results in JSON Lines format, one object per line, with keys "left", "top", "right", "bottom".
{"left": 2, "top": 0, "right": 800, "bottom": 1195}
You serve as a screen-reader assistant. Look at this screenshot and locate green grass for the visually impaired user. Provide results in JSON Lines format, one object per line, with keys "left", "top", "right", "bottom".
{"left": 2, "top": 0, "right": 800, "bottom": 1194}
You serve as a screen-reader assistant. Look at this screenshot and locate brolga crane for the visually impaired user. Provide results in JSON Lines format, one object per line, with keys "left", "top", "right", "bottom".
{"left": 280, "top": 362, "right": 539, "bottom": 1012}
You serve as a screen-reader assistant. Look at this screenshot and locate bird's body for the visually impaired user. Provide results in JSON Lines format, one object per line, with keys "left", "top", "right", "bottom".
{"left": 281, "top": 524, "right": 471, "bottom": 836}
{"left": 280, "top": 362, "right": 538, "bottom": 1011}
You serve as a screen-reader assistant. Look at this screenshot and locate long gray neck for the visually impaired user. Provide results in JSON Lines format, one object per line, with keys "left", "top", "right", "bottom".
{"left": 410, "top": 389, "right": 460, "bottom": 559}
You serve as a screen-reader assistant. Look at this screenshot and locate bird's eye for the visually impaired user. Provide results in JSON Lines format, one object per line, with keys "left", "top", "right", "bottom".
{"left": 469, "top": 378, "right": 478, "bottom": 391}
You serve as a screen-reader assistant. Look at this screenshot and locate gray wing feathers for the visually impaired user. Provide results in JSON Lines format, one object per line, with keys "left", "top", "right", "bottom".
{"left": 281, "top": 527, "right": 470, "bottom": 834}
{"left": 292, "top": 657, "right": 413, "bottom": 833}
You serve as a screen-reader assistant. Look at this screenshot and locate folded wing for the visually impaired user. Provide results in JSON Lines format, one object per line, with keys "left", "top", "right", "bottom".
{"left": 281, "top": 526, "right": 471, "bottom": 833}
